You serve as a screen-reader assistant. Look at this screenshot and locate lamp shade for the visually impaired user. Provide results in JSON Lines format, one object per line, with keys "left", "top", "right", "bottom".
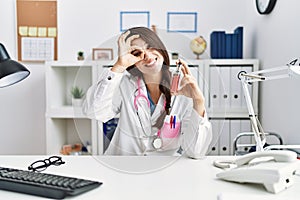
{"left": 0, "top": 43, "right": 30, "bottom": 88}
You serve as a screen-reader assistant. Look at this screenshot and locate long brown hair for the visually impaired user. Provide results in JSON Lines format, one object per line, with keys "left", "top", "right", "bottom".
{"left": 126, "top": 27, "right": 172, "bottom": 117}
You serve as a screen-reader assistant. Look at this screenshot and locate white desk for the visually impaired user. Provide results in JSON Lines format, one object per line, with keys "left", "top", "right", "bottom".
{"left": 0, "top": 155, "right": 299, "bottom": 200}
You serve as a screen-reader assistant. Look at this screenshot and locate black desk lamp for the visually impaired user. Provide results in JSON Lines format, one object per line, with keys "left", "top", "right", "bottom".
{"left": 0, "top": 43, "right": 30, "bottom": 88}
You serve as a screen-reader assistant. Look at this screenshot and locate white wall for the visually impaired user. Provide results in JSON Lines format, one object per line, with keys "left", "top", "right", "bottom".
{"left": 0, "top": 0, "right": 46, "bottom": 154}
{"left": 248, "top": 0, "right": 300, "bottom": 144}
{"left": 0, "top": 0, "right": 299, "bottom": 154}
{"left": 57, "top": 0, "right": 249, "bottom": 60}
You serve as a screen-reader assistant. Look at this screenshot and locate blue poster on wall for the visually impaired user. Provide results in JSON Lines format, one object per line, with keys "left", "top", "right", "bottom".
{"left": 120, "top": 11, "right": 150, "bottom": 32}
{"left": 167, "top": 12, "right": 197, "bottom": 33}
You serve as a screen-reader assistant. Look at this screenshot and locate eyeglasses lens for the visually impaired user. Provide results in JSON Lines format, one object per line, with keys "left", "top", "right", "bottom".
{"left": 28, "top": 156, "right": 65, "bottom": 172}
{"left": 29, "top": 160, "right": 48, "bottom": 172}
{"left": 49, "top": 156, "right": 65, "bottom": 166}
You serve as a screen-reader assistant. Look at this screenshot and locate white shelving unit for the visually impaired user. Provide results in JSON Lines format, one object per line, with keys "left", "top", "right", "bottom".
{"left": 204, "top": 59, "right": 259, "bottom": 118}
{"left": 45, "top": 59, "right": 259, "bottom": 156}
{"left": 204, "top": 59, "right": 259, "bottom": 155}
{"left": 45, "top": 60, "right": 108, "bottom": 155}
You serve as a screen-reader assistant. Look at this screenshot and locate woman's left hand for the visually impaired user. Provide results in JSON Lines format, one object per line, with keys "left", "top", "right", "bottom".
{"left": 172, "top": 59, "right": 206, "bottom": 117}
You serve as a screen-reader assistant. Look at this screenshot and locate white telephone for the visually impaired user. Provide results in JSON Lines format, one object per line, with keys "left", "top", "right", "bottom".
{"left": 215, "top": 150, "right": 300, "bottom": 194}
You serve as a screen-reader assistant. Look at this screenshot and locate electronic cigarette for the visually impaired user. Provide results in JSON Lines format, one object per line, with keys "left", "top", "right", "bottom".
{"left": 170, "top": 62, "right": 182, "bottom": 93}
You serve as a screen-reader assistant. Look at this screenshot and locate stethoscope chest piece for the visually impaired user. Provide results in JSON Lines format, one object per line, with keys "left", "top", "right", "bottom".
{"left": 152, "top": 137, "right": 162, "bottom": 149}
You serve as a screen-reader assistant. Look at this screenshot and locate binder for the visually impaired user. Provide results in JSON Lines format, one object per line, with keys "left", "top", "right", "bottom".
{"left": 240, "top": 119, "right": 252, "bottom": 152}
{"left": 219, "top": 31, "right": 226, "bottom": 58}
{"left": 219, "top": 67, "right": 231, "bottom": 109}
{"left": 189, "top": 65, "right": 199, "bottom": 90}
{"left": 209, "top": 66, "right": 221, "bottom": 109}
{"left": 208, "top": 119, "right": 220, "bottom": 155}
{"left": 230, "top": 119, "right": 252, "bottom": 154}
{"left": 210, "top": 26, "right": 243, "bottom": 59}
{"left": 225, "top": 33, "right": 233, "bottom": 58}
{"left": 219, "top": 119, "right": 230, "bottom": 155}
{"left": 210, "top": 32, "right": 218, "bottom": 58}
{"left": 195, "top": 64, "right": 205, "bottom": 93}
{"left": 230, "top": 119, "right": 241, "bottom": 155}
{"left": 210, "top": 31, "right": 226, "bottom": 58}
{"left": 230, "top": 66, "right": 242, "bottom": 108}
{"left": 234, "top": 26, "right": 243, "bottom": 58}
{"left": 231, "top": 33, "right": 238, "bottom": 58}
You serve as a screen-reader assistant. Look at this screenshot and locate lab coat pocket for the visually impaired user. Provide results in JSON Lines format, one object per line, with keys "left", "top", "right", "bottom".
{"left": 160, "top": 121, "right": 181, "bottom": 138}
{"left": 159, "top": 121, "right": 181, "bottom": 150}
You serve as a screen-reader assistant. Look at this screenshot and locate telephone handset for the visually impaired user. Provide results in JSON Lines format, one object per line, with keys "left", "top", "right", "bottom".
{"left": 215, "top": 150, "right": 300, "bottom": 194}
{"left": 235, "top": 150, "right": 297, "bottom": 166}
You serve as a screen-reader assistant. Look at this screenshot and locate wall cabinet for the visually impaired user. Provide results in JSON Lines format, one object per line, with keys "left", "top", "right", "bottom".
{"left": 45, "top": 59, "right": 258, "bottom": 155}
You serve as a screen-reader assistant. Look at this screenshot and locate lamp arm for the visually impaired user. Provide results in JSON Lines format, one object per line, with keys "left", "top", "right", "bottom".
{"left": 241, "top": 79, "right": 266, "bottom": 151}
{"left": 250, "top": 65, "right": 288, "bottom": 75}
{"left": 245, "top": 65, "right": 292, "bottom": 83}
{"left": 238, "top": 62, "right": 300, "bottom": 152}
{"left": 238, "top": 63, "right": 300, "bottom": 151}
{"left": 245, "top": 74, "right": 290, "bottom": 83}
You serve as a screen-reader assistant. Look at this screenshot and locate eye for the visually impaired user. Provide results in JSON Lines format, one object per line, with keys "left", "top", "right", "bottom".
{"left": 131, "top": 50, "right": 142, "bottom": 57}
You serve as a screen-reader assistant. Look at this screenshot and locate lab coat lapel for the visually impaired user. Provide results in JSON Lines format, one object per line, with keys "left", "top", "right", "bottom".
{"left": 131, "top": 75, "right": 165, "bottom": 134}
{"left": 134, "top": 77, "right": 152, "bottom": 135}
{"left": 151, "top": 94, "right": 165, "bottom": 122}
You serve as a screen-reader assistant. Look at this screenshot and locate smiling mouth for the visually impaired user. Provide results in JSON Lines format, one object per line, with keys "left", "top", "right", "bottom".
{"left": 145, "top": 57, "right": 157, "bottom": 67}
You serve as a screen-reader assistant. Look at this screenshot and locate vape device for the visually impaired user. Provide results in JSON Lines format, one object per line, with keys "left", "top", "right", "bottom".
{"left": 170, "top": 62, "right": 182, "bottom": 93}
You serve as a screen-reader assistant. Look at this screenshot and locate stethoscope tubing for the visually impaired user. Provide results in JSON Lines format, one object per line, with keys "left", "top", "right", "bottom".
{"left": 134, "top": 77, "right": 150, "bottom": 111}
{"left": 133, "top": 77, "right": 177, "bottom": 138}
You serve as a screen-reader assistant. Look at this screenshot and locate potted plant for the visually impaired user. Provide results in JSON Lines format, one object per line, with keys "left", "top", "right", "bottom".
{"left": 77, "top": 51, "right": 84, "bottom": 60}
{"left": 71, "top": 86, "right": 85, "bottom": 106}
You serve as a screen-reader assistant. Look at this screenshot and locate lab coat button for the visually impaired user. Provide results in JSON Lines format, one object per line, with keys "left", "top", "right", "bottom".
{"left": 107, "top": 76, "right": 112, "bottom": 80}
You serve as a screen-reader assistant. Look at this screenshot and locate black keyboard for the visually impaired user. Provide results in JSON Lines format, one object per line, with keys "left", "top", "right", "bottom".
{"left": 0, "top": 166, "right": 102, "bottom": 199}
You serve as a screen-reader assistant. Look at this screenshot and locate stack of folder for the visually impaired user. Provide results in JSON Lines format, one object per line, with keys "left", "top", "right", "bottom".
{"left": 210, "top": 26, "right": 243, "bottom": 59}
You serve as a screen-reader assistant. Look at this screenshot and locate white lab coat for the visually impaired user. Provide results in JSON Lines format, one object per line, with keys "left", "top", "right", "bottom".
{"left": 83, "top": 68, "right": 212, "bottom": 159}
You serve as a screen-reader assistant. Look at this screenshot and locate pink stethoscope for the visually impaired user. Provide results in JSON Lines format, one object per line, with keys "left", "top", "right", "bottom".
{"left": 134, "top": 77, "right": 163, "bottom": 149}
{"left": 133, "top": 77, "right": 150, "bottom": 111}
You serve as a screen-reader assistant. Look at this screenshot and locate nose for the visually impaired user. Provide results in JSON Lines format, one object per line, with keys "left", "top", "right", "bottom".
{"left": 143, "top": 51, "right": 149, "bottom": 60}
{"left": 142, "top": 50, "right": 152, "bottom": 61}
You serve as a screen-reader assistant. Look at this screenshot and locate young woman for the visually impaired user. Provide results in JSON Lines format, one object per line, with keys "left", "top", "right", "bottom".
{"left": 83, "top": 27, "right": 212, "bottom": 158}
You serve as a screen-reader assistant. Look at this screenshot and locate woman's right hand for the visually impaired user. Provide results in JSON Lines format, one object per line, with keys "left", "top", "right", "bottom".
{"left": 111, "top": 31, "right": 145, "bottom": 73}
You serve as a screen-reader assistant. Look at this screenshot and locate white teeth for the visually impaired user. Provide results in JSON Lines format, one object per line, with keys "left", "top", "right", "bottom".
{"left": 146, "top": 59, "right": 156, "bottom": 66}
